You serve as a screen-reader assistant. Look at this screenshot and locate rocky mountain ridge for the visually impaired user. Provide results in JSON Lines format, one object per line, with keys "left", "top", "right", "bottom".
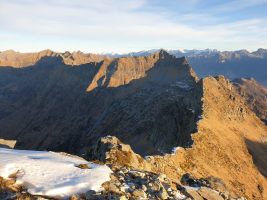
{"left": 87, "top": 75, "right": 267, "bottom": 199}
{"left": 1, "top": 48, "right": 266, "bottom": 85}
{"left": 0, "top": 50, "right": 266, "bottom": 199}
{"left": 0, "top": 50, "right": 201, "bottom": 155}
{"left": 111, "top": 48, "right": 267, "bottom": 86}
{"left": 0, "top": 49, "right": 106, "bottom": 67}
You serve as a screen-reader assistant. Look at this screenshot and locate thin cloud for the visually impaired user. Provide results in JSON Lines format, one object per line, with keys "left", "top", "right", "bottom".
{"left": 216, "top": 0, "right": 267, "bottom": 11}
{"left": 0, "top": 0, "right": 266, "bottom": 52}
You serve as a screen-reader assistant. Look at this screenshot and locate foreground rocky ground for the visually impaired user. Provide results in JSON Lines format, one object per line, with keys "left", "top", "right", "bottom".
{"left": 0, "top": 166, "right": 246, "bottom": 200}
{"left": 0, "top": 136, "right": 247, "bottom": 200}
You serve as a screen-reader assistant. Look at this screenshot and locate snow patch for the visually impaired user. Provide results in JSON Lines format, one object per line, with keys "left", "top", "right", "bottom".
{"left": 120, "top": 183, "right": 130, "bottom": 192}
{"left": 183, "top": 185, "right": 201, "bottom": 191}
{"left": 174, "top": 191, "right": 187, "bottom": 199}
{"left": 0, "top": 148, "right": 112, "bottom": 198}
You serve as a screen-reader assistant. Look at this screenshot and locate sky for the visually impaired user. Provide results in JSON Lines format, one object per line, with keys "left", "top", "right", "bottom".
{"left": 0, "top": 0, "right": 267, "bottom": 53}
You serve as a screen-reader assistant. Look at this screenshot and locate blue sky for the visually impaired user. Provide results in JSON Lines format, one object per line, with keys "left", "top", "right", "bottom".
{"left": 0, "top": 0, "right": 267, "bottom": 53}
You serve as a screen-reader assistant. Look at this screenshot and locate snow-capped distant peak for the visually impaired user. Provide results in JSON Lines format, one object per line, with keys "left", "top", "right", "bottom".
{"left": 178, "top": 48, "right": 185, "bottom": 53}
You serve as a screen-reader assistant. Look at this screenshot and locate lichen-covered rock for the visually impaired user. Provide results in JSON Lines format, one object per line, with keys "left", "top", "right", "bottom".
{"left": 87, "top": 136, "right": 150, "bottom": 170}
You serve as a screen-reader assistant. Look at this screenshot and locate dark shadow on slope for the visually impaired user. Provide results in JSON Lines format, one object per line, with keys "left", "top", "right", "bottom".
{"left": 0, "top": 144, "right": 11, "bottom": 149}
{"left": 82, "top": 56, "right": 203, "bottom": 156}
{"left": 0, "top": 56, "right": 101, "bottom": 153}
{"left": 245, "top": 139, "right": 267, "bottom": 178}
{"left": 0, "top": 54, "right": 203, "bottom": 156}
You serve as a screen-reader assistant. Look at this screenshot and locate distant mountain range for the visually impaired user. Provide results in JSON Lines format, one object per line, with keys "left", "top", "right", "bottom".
{"left": 1, "top": 48, "right": 266, "bottom": 85}
{"left": 108, "top": 48, "right": 267, "bottom": 58}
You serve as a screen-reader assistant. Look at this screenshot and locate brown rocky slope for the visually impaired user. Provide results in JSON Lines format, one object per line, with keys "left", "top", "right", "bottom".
{"left": 232, "top": 78, "right": 267, "bottom": 124}
{"left": 88, "top": 76, "right": 267, "bottom": 199}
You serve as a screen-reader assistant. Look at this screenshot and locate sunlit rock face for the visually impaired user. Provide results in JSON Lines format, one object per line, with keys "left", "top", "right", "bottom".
{"left": 0, "top": 49, "right": 106, "bottom": 67}
{"left": 232, "top": 78, "right": 267, "bottom": 124}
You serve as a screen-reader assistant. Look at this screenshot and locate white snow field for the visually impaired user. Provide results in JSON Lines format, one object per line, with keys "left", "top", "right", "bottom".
{"left": 0, "top": 148, "right": 112, "bottom": 198}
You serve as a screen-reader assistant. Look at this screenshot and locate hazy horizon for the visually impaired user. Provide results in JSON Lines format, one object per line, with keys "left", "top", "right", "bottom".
{"left": 0, "top": 47, "right": 266, "bottom": 55}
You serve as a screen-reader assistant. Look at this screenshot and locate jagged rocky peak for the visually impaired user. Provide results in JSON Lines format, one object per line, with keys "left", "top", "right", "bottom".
{"left": 0, "top": 49, "right": 106, "bottom": 67}
{"left": 87, "top": 50, "right": 198, "bottom": 91}
{"left": 202, "top": 75, "right": 232, "bottom": 89}
{"left": 254, "top": 48, "right": 267, "bottom": 56}
{"left": 61, "top": 50, "right": 106, "bottom": 65}
{"left": 0, "top": 49, "right": 57, "bottom": 67}
{"left": 38, "top": 49, "right": 55, "bottom": 56}
{"left": 62, "top": 51, "right": 72, "bottom": 57}
{"left": 152, "top": 49, "right": 174, "bottom": 59}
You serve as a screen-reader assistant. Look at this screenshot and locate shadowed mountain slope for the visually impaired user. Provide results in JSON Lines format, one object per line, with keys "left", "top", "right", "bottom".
{"left": 0, "top": 50, "right": 201, "bottom": 155}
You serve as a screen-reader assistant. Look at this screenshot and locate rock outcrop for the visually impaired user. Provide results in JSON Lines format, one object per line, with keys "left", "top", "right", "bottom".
{"left": 0, "top": 139, "right": 16, "bottom": 148}
{"left": 86, "top": 136, "right": 247, "bottom": 200}
{"left": 87, "top": 50, "right": 198, "bottom": 91}
{"left": 87, "top": 136, "right": 149, "bottom": 170}
{"left": 232, "top": 78, "right": 267, "bottom": 124}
